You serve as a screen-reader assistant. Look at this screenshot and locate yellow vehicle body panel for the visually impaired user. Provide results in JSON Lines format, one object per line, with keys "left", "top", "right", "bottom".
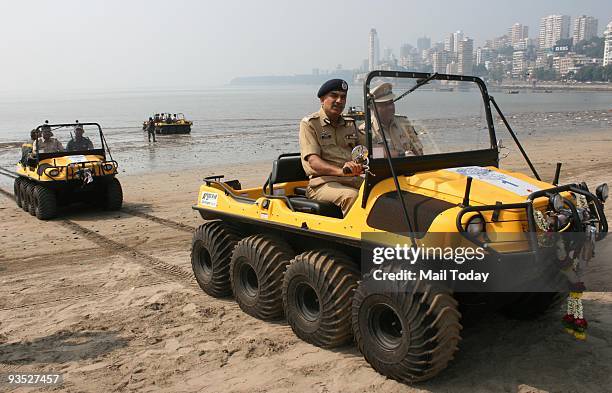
{"left": 16, "top": 154, "right": 117, "bottom": 182}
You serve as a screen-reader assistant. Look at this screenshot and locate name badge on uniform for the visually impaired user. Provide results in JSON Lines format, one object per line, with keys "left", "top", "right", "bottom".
{"left": 320, "top": 132, "right": 332, "bottom": 140}
{"left": 345, "top": 134, "right": 358, "bottom": 141}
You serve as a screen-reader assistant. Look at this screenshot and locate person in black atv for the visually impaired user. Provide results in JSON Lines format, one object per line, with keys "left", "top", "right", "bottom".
{"left": 67, "top": 125, "right": 94, "bottom": 151}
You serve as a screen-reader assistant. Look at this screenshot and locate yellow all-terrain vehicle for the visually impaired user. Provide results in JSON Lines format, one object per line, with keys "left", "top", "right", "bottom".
{"left": 190, "top": 72, "right": 608, "bottom": 383}
{"left": 14, "top": 122, "right": 122, "bottom": 220}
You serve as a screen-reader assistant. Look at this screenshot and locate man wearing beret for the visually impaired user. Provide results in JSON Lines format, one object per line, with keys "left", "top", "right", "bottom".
{"left": 362, "top": 82, "right": 423, "bottom": 158}
{"left": 299, "top": 79, "right": 365, "bottom": 216}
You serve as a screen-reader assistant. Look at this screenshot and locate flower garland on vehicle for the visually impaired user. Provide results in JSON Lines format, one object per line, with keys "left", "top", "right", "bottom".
{"left": 534, "top": 202, "right": 588, "bottom": 340}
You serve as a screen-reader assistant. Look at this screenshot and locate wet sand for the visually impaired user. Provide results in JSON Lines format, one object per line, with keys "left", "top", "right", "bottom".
{"left": 1, "top": 128, "right": 611, "bottom": 392}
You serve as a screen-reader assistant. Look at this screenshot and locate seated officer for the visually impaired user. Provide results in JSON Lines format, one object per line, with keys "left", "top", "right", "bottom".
{"left": 363, "top": 82, "right": 423, "bottom": 157}
{"left": 33, "top": 125, "right": 63, "bottom": 153}
{"left": 299, "top": 79, "right": 365, "bottom": 216}
{"left": 21, "top": 129, "right": 39, "bottom": 164}
{"left": 67, "top": 125, "right": 94, "bottom": 151}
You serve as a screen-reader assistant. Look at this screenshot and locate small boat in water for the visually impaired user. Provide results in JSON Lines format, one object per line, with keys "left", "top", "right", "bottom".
{"left": 506, "top": 90, "right": 520, "bottom": 94}
{"left": 143, "top": 113, "right": 192, "bottom": 134}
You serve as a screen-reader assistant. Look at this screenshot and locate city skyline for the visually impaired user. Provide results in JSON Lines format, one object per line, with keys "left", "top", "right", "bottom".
{"left": 0, "top": 0, "right": 610, "bottom": 91}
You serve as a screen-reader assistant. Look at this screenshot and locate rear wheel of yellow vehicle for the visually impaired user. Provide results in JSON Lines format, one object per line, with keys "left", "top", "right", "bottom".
{"left": 352, "top": 265, "right": 462, "bottom": 383}
{"left": 25, "top": 182, "right": 37, "bottom": 216}
{"left": 230, "top": 235, "right": 294, "bottom": 320}
{"left": 282, "top": 250, "right": 359, "bottom": 348}
{"left": 20, "top": 180, "right": 31, "bottom": 212}
{"left": 104, "top": 178, "right": 123, "bottom": 210}
{"left": 191, "top": 221, "right": 240, "bottom": 297}
{"left": 34, "top": 185, "right": 57, "bottom": 220}
{"left": 14, "top": 177, "right": 24, "bottom": 208}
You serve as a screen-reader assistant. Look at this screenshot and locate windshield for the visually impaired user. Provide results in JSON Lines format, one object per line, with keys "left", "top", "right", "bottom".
{"left": 364, "top": 74, "right": 494, "bottom": 160}
{"left": 34, "top": 124, "right": 103, "bottom": 154}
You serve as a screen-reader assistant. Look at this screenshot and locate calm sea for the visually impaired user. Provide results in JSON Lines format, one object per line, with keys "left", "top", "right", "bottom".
{"left": 0, "top": 85, "right": 611, "bottom": 178}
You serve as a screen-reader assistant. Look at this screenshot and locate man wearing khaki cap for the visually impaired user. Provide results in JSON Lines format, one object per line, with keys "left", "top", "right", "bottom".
{"left": 363, "top": 82, "right": 423, "bottom": 157}
{"left": 299, "top": 79, "right": 366, "bottom": 216}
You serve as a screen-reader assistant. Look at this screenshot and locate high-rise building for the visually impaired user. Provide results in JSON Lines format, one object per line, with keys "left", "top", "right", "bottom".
{"left": 417, "top": 37, "right": 431, "bottom": 52}
{"left": 457, "top": 38, "right": 473, "bottom": 75}
{"left": 539, "top": 15, "right": 571, "bottom": 49}
{"left": 604, "top": 21, "right": 612, "bottom": 66}
{"left": 509, "top": 23, "right": 529, "bottom": 48}
{"left": 444, "top": 33, "right": 454, "bottom": 52}
{"left": 432, "top": 50, "right": 450, "bottom": 74}
{"left": 452, "top": 30, "right": 464, "bottom": 53}
{"left": 400, "top": 43, "right": 414, "bottom": 59}
{"left": 512, "top": 51, "right": 526, "bottom": 78}
{"left": 476, "top": 47, "right": 494, "bottom": 65}
{"left": 368, "top": 28, "right": 380, "bottom": 71}
{"left": 573, "top": 15, "right": 598, "bottom": 43}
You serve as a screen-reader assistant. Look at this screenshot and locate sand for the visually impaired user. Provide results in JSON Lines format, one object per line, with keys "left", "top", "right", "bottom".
{"left": 1, "top": 128, "right": 611, "bottom": 392}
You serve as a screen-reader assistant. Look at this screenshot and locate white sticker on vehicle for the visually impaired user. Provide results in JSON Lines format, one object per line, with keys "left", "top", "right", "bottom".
{"left": 446, "top": 166, "right": 541, "bottom": 196}
{"left": 66, "top": 155, "right": 89, "bottom": 163}
{"left": 200, "top": 192, "right": 218, "bottom": 207}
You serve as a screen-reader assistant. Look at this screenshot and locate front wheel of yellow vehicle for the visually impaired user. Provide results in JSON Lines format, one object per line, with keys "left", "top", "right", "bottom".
{"left": 352, "top": 267, "right": 462, "bottom": 383}
{"left": 230, "top": 235, "right": 294, "bottom": 320}
{"left": 34, "top": 185, "right": 57, "bottom": 220}
{"left": 104, "top": 178, "right": 123, "bottom": 211}
{"left": 191, "top": 221, "right": 241, "bottom": 298}
{"left": 282, "top": 250, "right": 359, "bottom": 348}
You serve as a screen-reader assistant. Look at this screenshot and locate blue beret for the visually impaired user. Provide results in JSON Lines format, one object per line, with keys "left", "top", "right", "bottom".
{"left": 317, "top": 79, "right": 348, "bottom": 98}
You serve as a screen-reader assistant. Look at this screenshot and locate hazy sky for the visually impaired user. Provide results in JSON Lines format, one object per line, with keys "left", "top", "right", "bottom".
{"left": 1, "top": 0, "right": 610, "bottom": 91}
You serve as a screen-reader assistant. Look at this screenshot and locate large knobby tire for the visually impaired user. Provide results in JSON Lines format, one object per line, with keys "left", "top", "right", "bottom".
{"left": 14, "top": 177, "right": 24, "bottom": 208}
{"left": 20, "top": 180, "right": 32, "bottom": 212}
{"left": 191, "top": 221, "right": 241, "bottom": 297}
{"left": 352, "top": 265, "right": 462, "bottom": 383}
{"left": 34, "top": 185, "right": 58, "bottom": 220}
{"left": 104, "top": 178, "right": 123, "bottom": 211}
{"left": 230, "top": 235, "right": 294, "bottom": 320}
{"left": 282, "top": 250, "right": 359, "bottom": 348}
{"left": 26, "top": 182, "right": 37, "bottom": 216}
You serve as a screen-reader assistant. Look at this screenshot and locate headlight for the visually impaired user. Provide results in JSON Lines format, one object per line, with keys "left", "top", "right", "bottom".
{"left": 465, "top": 215, "right": 485, "bottom": 235}
{"left": 46, "top": 168, "right": 60, "bottom": 177}
{"left": 549, "top": 194, "right": 564, "bottom": 211}
{"left": 596, "top": 183, "right": 608, "bottom": 202}
{"left": 103, "top": 163, "right": 114, "bottom": 171}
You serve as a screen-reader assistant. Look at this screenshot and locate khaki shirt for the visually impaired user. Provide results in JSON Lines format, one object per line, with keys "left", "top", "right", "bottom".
{"left": 360, "top": 115, "right": 423, "bottom": 157}
{"left": 299, "top": 108, "right": 365, "bottom": 187}
{"left": 33, "top": 137, "right": 64, "bottom": 153}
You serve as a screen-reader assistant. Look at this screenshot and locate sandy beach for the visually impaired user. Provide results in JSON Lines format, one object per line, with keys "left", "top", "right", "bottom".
{"left": 1, "top": 127, "right": 611, "bottom": 392}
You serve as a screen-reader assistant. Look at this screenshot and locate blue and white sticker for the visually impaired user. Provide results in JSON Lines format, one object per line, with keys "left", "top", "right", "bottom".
{"left": 66, "top": 155, "right": 88, "bottom": 163}
{"left": 446, "top": 166, "right": 540, "bottom": 196}
{"left": 200, "top": 192, "right": 218, "bottom": 208}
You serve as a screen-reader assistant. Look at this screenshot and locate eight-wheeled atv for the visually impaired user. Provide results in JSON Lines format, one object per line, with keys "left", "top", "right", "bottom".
{"left": 14, "top": 122, "right": 122, "bottom": 220}
{"left": 190, "top": 72, "right": 608, "bottom": 383}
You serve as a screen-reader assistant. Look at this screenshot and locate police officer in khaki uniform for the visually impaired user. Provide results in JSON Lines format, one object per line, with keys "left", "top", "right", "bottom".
{"left": 299, "top": 79, "right": 365, "bottom": 216}
{"left": 362, "top": 82, "right": 423, "bottom": 157}
{"left": 33, "top": 125, "right": 64, "bottom": 153}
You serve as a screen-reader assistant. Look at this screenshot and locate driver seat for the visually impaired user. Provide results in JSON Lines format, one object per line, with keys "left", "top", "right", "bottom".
{"left": 264, "top": 153, "right": 343, "bottom": 219}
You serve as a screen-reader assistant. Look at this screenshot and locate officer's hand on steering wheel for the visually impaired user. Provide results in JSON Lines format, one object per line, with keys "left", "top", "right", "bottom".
{"left": 342, "top": 162, "right": 363, "bottom": 176}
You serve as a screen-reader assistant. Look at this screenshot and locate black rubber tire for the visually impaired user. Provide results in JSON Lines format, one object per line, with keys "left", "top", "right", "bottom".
{"left": 352, "top": 264, "right": 462, "bottom": 383}
{"left": 104, "top": 178, "right": 123, "bottom": 210}
{"left": 34, "top": 185, "right": 58, "bottom": 220}
{"left": 282, "top": 250, "right": 359, "bottom": 348}
{"left": 14, "top": 177, "right": 23, "bottom": 208}
{"left": 20, "top": 180, "right": 31, "bottom": 212}
{"left": 230, "top": 234, "right": 294, "bottom": 320}
{"left": 26, "top": 182, "right": 37, "bottom": 216}
{"left": 191, "top": 221, "right": 241, "bottom": 297}
{"left": 501, "top": 292, "right": 566, "bottom": 320}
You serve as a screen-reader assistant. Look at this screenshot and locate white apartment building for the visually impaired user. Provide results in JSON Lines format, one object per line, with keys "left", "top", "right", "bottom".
{"left": 432, "top": 50, "right": 450, "bottom": 74}
{"left": 539, "top": 15, "right": 571, "bottom": 49}
{"left": 512, "top": 51, "right": 526, "bottom": 78}
{"left": 509, "top": 23, "right": 529, "bottom": 48}
{"left": 457, "top": 38, "right": 473, "bottom": 75}
{"left": 604, "top": 21, "right": 612, "bottom": 66}
{"left": 573, "top": 15, "right": 598, "bottom": 43}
